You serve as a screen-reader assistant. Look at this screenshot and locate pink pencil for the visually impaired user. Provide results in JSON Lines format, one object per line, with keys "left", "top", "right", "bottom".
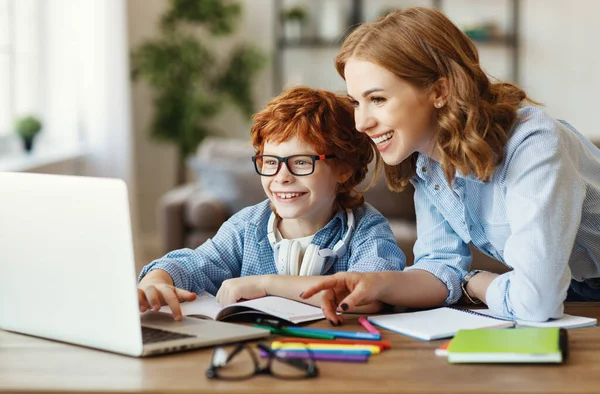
{"left": 358, "top": 316, "right": 381, "bottom": 335}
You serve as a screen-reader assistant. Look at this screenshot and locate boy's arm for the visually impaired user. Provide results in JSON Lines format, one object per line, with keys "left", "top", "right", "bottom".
{"left": 138, "top": 217, "right": 246, "bottom": 295}
{"left": 346, "top": 208, "right": 407, "bottom": 273}
{"left": 216, "top": 274, "right": 384, "bottom": 316}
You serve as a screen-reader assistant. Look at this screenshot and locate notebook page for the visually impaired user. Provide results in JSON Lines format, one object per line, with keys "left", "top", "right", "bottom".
{"left": 221, "top": 296, "right": 325, "bottom": 323}
{"left": 158, "top": 291, "right": 222, "bottom": 320}
{"left": 368, "top": 307, "right": 514, "bottom": 340}
{"left": 470, "top": 308, "right": 597, "bottom": 329}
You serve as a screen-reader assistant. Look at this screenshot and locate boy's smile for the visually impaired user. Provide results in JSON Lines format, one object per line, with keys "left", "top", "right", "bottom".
{"left": 260, "top": 136, "right": 342, "bottom": 239}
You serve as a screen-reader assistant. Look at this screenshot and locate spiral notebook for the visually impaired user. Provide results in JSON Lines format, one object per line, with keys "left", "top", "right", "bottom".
{"left": 367, "top": 307, "right": 515, "bottom": 341}
{"left": 469, "top": 308, "right": 597, "bottom": 329}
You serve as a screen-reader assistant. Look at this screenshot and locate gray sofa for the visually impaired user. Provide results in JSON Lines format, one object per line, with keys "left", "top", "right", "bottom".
{"left": 158, "top": 137, "right": 600, "bottom": 273}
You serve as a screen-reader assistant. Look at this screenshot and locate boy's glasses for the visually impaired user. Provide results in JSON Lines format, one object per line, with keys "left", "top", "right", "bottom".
{"left": 206, "top": 342, "right": 318, "bottom": 380}
{"left": 251, "top": 154, "right": 335, "bottom": 176}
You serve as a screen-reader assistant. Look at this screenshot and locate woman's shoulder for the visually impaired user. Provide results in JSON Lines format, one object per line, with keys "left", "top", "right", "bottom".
{"left": 511, "top": 106, "right": 558, "bottom": 139}
{"left": 505, "top": 106, "right": 567, "bottom": 155}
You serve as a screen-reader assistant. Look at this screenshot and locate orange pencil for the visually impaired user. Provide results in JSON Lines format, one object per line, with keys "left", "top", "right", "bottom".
{"left": 278, "top": 337, "right": 392, "bottom": 350}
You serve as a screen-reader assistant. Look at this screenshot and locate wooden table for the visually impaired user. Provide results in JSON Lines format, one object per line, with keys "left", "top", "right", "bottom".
{"left": 2, "top": 303, "right": 600, "bottom": 394}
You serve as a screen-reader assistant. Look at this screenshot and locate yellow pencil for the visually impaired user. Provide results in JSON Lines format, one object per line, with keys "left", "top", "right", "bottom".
{"left": 271, "top": 341, "right": 381, "bottom": 355}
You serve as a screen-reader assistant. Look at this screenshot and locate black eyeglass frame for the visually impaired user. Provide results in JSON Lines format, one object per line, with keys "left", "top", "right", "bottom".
{"left": 251, "top": 154, "right": 336, "bottom": 177}
{"left": 206, "top": 342, "right": 319, "bottom": 381}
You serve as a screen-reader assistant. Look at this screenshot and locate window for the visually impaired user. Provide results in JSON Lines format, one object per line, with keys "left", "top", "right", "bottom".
{"left": 0, "top": 0, "right": 41, "bottom": 137}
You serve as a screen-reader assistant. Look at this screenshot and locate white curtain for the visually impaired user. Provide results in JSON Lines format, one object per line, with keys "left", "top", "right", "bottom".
{"left": 44, "top": 0, "right": 142, "bottom": 261}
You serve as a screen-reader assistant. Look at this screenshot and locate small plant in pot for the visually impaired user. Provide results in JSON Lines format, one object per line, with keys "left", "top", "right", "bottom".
{"left": 15, "top": 115, "right": 42, "bottom": 153}
{"left": 281, "top": 6, "right": 308, "bottom": 42}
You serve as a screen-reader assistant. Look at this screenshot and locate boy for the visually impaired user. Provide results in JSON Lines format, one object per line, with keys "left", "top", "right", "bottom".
{"left": 137, "top": 86, "right": 405, "bottom": 320}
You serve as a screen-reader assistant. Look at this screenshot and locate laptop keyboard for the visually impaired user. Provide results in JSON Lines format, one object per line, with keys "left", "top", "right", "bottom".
{"left": 142, "top": 326, "right": 196, "bottom": 344}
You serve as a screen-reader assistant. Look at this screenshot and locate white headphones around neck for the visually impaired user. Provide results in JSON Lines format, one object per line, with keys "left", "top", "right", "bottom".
{"left": 267, "top": 209, "right": 355, "bottom": 276}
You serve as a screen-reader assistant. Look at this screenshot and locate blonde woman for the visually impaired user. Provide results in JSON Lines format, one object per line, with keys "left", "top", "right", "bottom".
{"left": 302, "top": 7, "right": 600, "bottom": 323}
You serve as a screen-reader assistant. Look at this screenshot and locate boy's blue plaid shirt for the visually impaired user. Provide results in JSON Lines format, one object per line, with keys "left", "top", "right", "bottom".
{"left": 139, "top": 200, "right": 406, "bottom": 296}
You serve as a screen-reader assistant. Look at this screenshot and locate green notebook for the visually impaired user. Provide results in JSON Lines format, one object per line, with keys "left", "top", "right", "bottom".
{"left": 447, "top": 327, "right": 568, "bottom": 364}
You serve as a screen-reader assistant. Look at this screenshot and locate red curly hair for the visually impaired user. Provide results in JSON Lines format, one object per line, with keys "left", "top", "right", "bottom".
{"left": 250, "top": 86, "right": 376, "bottom": 211}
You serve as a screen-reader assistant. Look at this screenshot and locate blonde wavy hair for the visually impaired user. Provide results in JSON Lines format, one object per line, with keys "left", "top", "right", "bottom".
{"left": 336, "top": 7, "right": 533, "bottom": 190}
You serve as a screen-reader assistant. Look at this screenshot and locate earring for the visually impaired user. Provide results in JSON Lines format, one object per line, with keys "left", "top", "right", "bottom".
{"left": 435, "top": 102, "right": 443, "bottom": 108}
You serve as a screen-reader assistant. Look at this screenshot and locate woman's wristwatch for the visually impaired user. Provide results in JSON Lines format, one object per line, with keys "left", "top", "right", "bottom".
{"left": 461, "top": 269, "right": 484, "bottom": 304}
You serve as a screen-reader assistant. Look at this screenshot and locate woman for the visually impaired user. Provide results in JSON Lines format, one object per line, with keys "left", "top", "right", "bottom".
{"left": 301, "top": 7, "right": 600, "bottom": 323}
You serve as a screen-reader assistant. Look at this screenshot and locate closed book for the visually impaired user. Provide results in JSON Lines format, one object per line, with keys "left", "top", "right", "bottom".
{"left": 367, "top": 307, "right": 515, "bottom": 341}
{"left": 447, "top": 327, "right": 568, "bottom": 364}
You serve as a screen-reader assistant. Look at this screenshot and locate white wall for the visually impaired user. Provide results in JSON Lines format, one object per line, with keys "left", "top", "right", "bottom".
{"left": 127, "top": 0, "right": 600, "bottom": 246}
{"left": 520, "top": 0, "right": 600, "bottom": 139}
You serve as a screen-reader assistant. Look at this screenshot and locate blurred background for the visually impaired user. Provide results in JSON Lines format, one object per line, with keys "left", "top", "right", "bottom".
{"left": 1, "top": 0, "right": 599, "bottom": 273}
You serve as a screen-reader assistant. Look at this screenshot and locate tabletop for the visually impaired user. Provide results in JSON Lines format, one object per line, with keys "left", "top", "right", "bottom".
{"left": 2, "top": 303, "right": 600, "bottom": 394}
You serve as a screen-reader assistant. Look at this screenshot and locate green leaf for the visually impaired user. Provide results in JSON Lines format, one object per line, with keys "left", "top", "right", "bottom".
{"left": 129, "top": 0, "right": 267, "bottom": 183}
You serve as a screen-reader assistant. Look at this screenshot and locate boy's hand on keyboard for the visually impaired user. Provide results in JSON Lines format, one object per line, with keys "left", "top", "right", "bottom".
{"left": 137, "top": 269, "right": 196, "bottom": 321}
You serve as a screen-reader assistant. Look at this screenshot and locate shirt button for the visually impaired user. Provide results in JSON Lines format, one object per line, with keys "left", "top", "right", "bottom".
{"left": 434, "top": 184, "right": 440, "bottom": 190}
{"left": 469, "top": 225, "right": 473, "bottom": 231}
{"left": 421, "top": 166, "right": 427, "bottom": 173}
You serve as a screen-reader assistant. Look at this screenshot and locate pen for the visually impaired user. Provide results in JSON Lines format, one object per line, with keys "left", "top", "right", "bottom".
{"left": 255, "top": 317, "right": 285, "bottom": 329}
{"left": 283, "top": 326, "right": 381, "bottom": 340}
{"left": 252, "top": 324, "right": 335, "bottom": 340}
{"left": 358, "top": 316, "right": 381, "bottom": 335}
{"left": 258, "top": 349, "right": 369, "bottom": 363}
{"left": 278, "top": 337, "right": 392, "bottom": 350}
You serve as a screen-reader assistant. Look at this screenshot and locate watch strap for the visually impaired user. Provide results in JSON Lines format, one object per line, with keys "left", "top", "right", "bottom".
{"left": 461, "top": 269, "right": 484, "bottom": 304}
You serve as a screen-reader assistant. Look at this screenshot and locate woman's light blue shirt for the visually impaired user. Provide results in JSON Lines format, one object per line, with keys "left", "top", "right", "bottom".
{"left": 406, "top": 106, "right": 600, "bottom": 322}
{"left": 139, "top": 200, "right": 406, "bottom": 295}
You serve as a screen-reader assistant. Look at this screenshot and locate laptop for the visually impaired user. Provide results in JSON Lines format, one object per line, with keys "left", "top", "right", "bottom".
{"left": 0, "top": 172, "right": 269, "bottom": 357}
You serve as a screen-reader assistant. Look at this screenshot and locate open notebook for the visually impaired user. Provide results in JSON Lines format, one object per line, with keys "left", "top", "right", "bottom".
{"left": 367, "top": 307, "right": 514, "bottom": 341}
{"left": 159, "top": 292, "right": 325, "bottom": 325}
{"left": 469, "top": 308, "right": 598, "bottom": 329}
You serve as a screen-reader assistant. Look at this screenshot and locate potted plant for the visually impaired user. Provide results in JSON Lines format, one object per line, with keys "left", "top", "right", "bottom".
{"left": 131, "top": 0, "right": 266, "bottom": 185}
{"left": 281, "top": 6, "right": 308, "bottom": 42}
{"left": 15, "top": 115, "right": 42, "bottom": 153}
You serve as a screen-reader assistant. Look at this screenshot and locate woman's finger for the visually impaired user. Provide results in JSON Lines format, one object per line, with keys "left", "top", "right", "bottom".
{"left": 320, "top": 290, "right": 341, "bottom": 324}
{"left": 337, "top": 283, "right": 370, "bottom": 311}
{"left": 300, "top": 275, "right": 341, "bottom": 299}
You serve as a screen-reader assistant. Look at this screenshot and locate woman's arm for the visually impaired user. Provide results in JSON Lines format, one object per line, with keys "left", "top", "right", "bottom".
{"left": 215, "top": 274, "right": 382, "bottom": 313}
{"left": 403, "top": 180, "right": 474, "bottom": 305}
{"left": 299, "top": 270, "right": 448, "bottom": 324}
{"left": 484, "top": 124, "right": 584, "bottom": 321}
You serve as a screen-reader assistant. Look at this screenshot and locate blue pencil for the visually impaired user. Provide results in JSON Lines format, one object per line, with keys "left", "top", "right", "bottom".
{"left": 272, "top": 348, "right": 372, "bottom": 356}
{"left": 284, "top": 326, "right": 382, "bottom": 340}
